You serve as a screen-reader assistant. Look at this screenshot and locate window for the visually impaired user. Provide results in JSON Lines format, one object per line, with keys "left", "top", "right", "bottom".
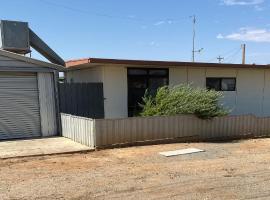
{"left": 128, "top": 68, "right": 169, "bottom": 117}
{"left": 206, "top": 78, "right": 236, "bottom": 91}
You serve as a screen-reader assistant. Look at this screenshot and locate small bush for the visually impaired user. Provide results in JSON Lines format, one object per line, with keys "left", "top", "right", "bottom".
{"left": 139, "top": 84, "right": 230, "bottom": 119}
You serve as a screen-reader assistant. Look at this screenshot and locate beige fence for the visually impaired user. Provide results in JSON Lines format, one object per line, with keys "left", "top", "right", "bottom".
{"left": 61, "top": 113, "right": 270, "bottom": 148}
{"left": 61, "top": 114, "right": 95, "bottom": 148}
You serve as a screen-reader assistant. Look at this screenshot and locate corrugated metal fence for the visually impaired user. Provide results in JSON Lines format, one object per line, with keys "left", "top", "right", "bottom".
{"left": 61, "top": 114, "right": 95, "bottom": 148}
{"left": 61, "top": 113, "right": 270, "bottom": 148}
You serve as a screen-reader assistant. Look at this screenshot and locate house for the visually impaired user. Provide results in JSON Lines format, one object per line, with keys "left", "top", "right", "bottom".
{"left": 0, "top": 49, "right": 64, "bottom": 140}
{"left": 65, "top": 58, "right": 270, "bottom": 119}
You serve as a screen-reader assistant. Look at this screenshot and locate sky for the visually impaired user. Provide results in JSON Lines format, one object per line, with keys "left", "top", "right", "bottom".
{"left": 1, "top": 0, "right": 270, "bottom": 64}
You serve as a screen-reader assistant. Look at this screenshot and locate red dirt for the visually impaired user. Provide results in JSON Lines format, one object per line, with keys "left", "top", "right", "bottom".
{"left": 1, "top": 138, "right": 270, "bottom": 199}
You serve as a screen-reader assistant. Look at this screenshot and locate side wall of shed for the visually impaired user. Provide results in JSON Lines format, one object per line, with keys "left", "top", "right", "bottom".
{"left": 37, "top": 72, "right": 58, "bottom": 136}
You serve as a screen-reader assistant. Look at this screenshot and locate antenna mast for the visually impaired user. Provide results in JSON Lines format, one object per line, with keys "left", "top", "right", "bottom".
{"left": 191, "top": 15, "right": 196, "bottom": 62}
{"left": 190, "top": 15, "right": 203, "bottom": 62}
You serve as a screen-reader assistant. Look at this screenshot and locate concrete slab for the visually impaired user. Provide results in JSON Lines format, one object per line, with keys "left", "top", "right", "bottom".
{"left": 0, "top": 137, "right": 93, "bottom": 159}
{"left": 159, "top": 148, "right": 204, "bottom": 157}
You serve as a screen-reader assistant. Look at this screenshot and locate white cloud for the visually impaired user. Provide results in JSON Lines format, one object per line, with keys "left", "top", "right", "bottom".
{"left": 217, "top": 27, "right": 270, "bottom": 42}
{"left": 216, "top": 33, "right": 224, "bottom": 39}
{"left": 222, "top": 0, "right": 264, "bottom": 6}
{"left": 154, "top": 21, "right": 165, "bottom": 26}
{"left": 153, "top": 20, "right": 174, "bottom": 26}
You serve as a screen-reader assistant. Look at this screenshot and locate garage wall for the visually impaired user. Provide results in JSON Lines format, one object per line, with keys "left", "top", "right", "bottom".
{"left": 38, "top": 72, "right": 58, "bottom": 136}
{"left": 0, "top": 55, "right": 38, "bottom": 67}
{"left": 170, "top": 67, "right": 270, "bottom": 117}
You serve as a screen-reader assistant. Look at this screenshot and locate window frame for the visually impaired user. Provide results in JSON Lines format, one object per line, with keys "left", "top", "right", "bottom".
{"left": 206, "top": 77, "right": 236, "bottom": 91}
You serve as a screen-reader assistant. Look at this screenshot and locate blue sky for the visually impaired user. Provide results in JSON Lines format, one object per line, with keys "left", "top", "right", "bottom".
{"left": 1, "top": 0, "right": 270, "bottom": 64}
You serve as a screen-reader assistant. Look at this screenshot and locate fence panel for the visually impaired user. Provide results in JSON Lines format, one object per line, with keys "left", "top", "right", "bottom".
{"left": 61, "top": 113, "right": 95, "bottom": 148}
{"left": 94, "top": 114, "right": 270, "bottom": 147}
{"left": 59, "top": 82, "right": 104, "bottom": 119}
{"left": 61, "top": 114, "right": 270, "bottom": 148}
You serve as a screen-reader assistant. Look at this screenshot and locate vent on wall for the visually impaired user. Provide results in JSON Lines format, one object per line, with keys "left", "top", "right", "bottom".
{"left": 0, "top": 20, "right": 65, "bottom": 66}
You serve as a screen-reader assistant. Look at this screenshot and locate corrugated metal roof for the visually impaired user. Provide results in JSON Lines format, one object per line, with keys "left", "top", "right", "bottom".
{"left": 0, "top": 49, "right": 65, "bottom": 71}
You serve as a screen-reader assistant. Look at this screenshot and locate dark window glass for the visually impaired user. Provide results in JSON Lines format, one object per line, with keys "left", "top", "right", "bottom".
{"left": 206, "top": 78, "right": 236, "bottom": 91}
{"left": 128, "top": 68, "right": 169, "bottom": 117}
{"left": 221, "top": 78, "right": 236, "bottom": 91}
{"left": 148, "top": 78, "right": 168, "bottom": 96}
{"left": 128, "top": 69, "right": 147, "bottom": 75}
{"left": 149, "top": 69, "right": 168, "bottom": 76}
{"left": 206, "top": 78, "right": 221, "bottom": 91}
{"left": 128, "top": 77, "right": 147, "bottom": 89}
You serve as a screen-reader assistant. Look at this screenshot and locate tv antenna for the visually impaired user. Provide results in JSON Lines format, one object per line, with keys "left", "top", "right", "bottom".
{"left": 190, "top": 15, "right": 203, "bottom": 62}
{"left": 217, "top": 55, "right": 224, "bottom": 63}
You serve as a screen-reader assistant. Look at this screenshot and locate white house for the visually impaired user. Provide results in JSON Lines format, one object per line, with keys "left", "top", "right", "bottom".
{"left": 65, "top": 58, "right": 270, "bottom": 119}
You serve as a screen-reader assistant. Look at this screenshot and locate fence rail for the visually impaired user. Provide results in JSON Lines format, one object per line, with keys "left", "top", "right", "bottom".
{"left": 61, "top": 113, "right": 270, "bottom": 148}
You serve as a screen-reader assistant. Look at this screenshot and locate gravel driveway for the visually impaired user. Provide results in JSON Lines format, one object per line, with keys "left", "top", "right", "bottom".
{"left": 1, "top": 138, "right": 270, "bottom": 200}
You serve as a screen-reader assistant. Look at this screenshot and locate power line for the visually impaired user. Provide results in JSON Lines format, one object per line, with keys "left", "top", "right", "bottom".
{"left": 39, "top": 0, "right": 188, "bottom": 24}
{"left": 206, "top": 46, "right": 241, "bottom": 63}
{"left": 225, "top": 48, "right": 242, "bottom": 63}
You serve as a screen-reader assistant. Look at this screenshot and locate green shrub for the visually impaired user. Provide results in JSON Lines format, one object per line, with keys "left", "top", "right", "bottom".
{"left": 139, "top": 84, "right": 230, "bottom": 119}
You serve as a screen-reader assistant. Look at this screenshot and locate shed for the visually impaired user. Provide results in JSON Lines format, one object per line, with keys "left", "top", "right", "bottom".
{"left": 0, "top": 49, "right": 64, "bottom": 140}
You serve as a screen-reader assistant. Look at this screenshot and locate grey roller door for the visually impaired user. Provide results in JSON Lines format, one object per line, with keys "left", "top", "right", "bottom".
{"left": 0, "top": 72, "right": 41, "bottom": 139}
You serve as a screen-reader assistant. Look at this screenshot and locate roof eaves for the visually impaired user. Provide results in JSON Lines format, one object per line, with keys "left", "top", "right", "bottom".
{"left": 0, "top": 49, "right": 65, "bottom": 71}
{"left": 65, "top": 57, "right": 270, "bottom": 69}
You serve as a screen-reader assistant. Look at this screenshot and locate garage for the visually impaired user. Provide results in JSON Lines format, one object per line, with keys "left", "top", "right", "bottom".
{"left": 0, "top": 50, "right": 64, "bottom": 140}
{"left": 0, "top": 72, "right": 41, "bottom": 139}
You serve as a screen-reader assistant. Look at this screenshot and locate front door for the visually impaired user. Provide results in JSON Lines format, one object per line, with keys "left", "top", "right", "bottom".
{"left": 127, "top": 68, "right": 169, "bottom": 117}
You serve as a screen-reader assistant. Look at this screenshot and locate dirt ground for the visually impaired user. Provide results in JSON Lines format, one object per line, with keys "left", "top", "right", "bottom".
{"left": 0, "top": 138, "right": 270, "bottom": 200}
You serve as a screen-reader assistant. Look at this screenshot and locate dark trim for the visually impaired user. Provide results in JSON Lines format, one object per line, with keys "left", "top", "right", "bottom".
{"left": 66, "top": 57, "right": 270, "bottom": 69}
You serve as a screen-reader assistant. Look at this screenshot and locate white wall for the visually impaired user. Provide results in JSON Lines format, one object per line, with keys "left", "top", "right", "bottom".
{"left": 67, "top": 65, "right": 270, "bottom": 118}
{"left": 170, "top": 67, "right": 270, "bottom": 117}
{"left": 205, "top": 68, "right": 237, "bottom": 115}
{"left": 66, "top": 67, "right": 103, "bottom": 83}
{"left": 103, "top": 66, "right": 128, "bottom": 119}
{"left": 66, "top": 65, "right": 128, "bottom": 119}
